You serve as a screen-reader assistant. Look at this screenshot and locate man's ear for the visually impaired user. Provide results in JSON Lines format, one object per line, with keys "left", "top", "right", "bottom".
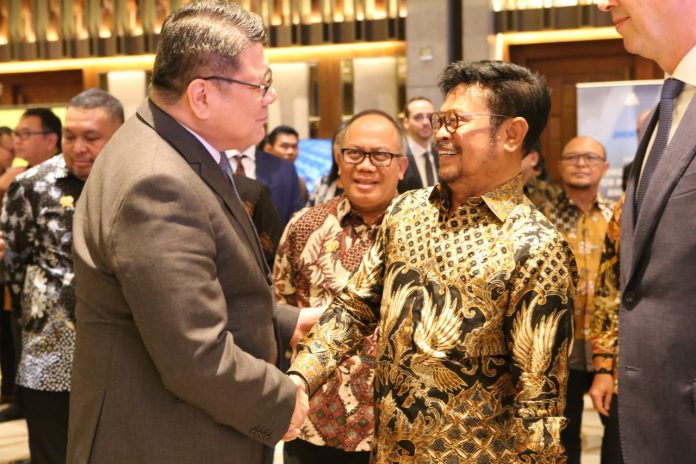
{"left": 502, "top": 116, "right": 528, "bottom": 154}
{"left": 46, "top": 133, "right": 59, "bottom": 152}
{"left": 397, "top": 153, "right": 409, "bottom": 180}
{"left": 186, "top": 79, "right": 212, "bottom": 120}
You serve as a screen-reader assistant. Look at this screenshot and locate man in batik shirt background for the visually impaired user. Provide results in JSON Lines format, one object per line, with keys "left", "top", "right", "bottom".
{"left": 274, "top": 109, "right": 408, "bottom": 464}
{"left": 1, "top": 89, "right": 123, "bottom": 463}
{"left": 537, "top": 136, "right": 614, "bottom": 464}
{"left": 288, "top": 60, "right": 576, "bottom": 464}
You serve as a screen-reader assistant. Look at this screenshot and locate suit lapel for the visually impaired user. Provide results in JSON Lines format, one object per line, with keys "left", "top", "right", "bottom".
{"left": 136, "top": 100, "right": 268, "bottom": 275}
{"left": 627, "top": 97, "right": 696, "bottom": 283}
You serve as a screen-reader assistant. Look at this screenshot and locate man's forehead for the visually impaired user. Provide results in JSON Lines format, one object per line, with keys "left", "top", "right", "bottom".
{"left": 17, "top": 115, "right": 42, "bottom": 128}
{"left": 275, "top": 133, "right": 298, "bottom": 143}
{"left": 442, "top": 84, "right": 489, "bottom": 108}
{"left": 408, "top": 99, "right": 434, "bottom": 114}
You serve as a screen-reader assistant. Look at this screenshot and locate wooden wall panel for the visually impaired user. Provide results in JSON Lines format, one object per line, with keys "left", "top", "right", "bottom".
{"left": 0, "top": 70, "right": 83, "bottom": 105}
{"left": 509, "top": 39, "right": 663, "bottom": 182}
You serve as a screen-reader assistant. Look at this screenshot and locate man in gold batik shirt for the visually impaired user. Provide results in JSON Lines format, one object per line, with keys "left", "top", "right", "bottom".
{"left": 537, "top": 136, "right": 614, "bottom": 464}
{"left": 588, "top": 194, "right": 624, "bottom": 464}
{"left": 288, "top": 60, "right": 577, "bottom": 464}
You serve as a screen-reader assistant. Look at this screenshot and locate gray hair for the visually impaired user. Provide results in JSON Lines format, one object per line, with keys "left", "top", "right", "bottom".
{"left": 342, "top": 109, "right": 408, "bottom": 155}
{"left": 150, "top": 0, "right": 267, "bottom": 102}
{"left": 69, "top": 88, "right": 124, "bottom": 124}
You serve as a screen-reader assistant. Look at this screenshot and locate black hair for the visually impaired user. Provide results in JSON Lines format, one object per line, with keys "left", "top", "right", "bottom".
{"left": 267, "top": 125, "right": 299, "bottom": 146}
{"left": 438, "top": 60, "right": 551, "bottom": 153}
{"left": 22, "top": 108, "right": 62, "bottom": 152}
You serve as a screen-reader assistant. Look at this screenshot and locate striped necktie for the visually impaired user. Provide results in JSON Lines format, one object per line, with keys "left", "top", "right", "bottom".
{"left": 635, "top": 77, "right": 685, "bottom": 215}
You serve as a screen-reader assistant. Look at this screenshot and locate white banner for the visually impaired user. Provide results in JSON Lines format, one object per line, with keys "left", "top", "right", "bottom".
{"left": 576, "top": 80, "right": 662, "bottom": 200}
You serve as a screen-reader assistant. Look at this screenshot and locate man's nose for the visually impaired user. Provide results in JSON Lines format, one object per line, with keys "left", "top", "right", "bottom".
{"left": 596, "top": 1, "right": 613, "bottom": 12}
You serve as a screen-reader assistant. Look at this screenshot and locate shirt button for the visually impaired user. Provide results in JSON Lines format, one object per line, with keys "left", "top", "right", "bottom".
{"left": 623, "top": 290, "right": 637, "bottom": 306}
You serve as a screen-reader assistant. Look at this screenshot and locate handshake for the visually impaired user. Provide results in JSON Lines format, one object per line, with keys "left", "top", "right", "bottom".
{"left": 282, "top": 306, "right": 324, "bottom": 441}
{"left": 281, "top": 374, "right": 310, "bottom": 441}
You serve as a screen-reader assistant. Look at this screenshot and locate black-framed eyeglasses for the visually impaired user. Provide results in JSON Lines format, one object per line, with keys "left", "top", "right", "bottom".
{"left": 431, "top": 110, "right": 511, "bottom": 134}
{"left": 340, "top": 148, "right": 401, "bottom": 167}
{"left": 13, "top": 130, "right": 50, "bottom": 140}
{"left": 561, "top": 152, "right": 607, "bottom": 166}
{"left": 199, "top": 68, "right": 273, "bottom": 98}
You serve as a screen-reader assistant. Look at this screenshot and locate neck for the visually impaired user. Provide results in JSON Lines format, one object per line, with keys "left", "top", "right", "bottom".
{"left": 448, "top": 172, "right": 518, "bottom": 215}
{"left": 564, "top": 185, "right": 598, "bottom": 212}
{"left": 31, "top": 150, "right": 58, "bottom": 167}
{"left": 656, "top": 36, "right": 696, "bottom": 74}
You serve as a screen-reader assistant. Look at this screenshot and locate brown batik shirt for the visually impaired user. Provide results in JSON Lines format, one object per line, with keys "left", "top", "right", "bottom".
{"left": 539, "top": 190, "right": 614, "bottom": 372}
{"left": 274, "top": 194, "right": 384, "bottom": 451}
{"left": 289, "top": 177, "right": 577, "bottom": 463}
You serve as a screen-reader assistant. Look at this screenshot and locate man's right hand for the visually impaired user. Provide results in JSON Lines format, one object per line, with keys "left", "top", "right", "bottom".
{"left": 589, "top": 373, "right": 614, "bottom": 417}
{"left": 282, "top": 374, "right": 309, "bottom": 441}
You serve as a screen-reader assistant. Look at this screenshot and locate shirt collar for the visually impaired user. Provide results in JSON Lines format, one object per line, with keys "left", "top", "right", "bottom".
{"left": 429, "top": 175, "right": 527, "bottom": 223}
{"left": 227, "top": 145, "right": 257, "bottom": 162}
{"left": 54, "top": 154, "right": 71, "bottom": 179}
{"left": 336, "top": 193, "right": 388, "bottom": 228}
{"left": 179, "top": 122, "right": 221, "bottom": 163}
{"left": 407, "top": 137, "right": 431, "bottom": 157}
{"left": 556, "top": 188, "right": 613, "bottom": 216}
{"left": 670, "top": 44, "right": 696, "bottom": 87}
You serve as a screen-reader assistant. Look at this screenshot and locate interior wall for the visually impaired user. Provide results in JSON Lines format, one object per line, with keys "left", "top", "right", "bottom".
{"left": 353, "top": 56, "right": 399, "bottom": 116}
{"left": 268, "top": 62, "right": 311, "bottom": 138}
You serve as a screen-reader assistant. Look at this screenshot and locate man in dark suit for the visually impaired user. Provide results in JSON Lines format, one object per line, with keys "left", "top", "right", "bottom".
{"left": 398, "top": 97, "right": 439, "bottom": 193}
{"left": 67, "top": 2, "right": 310, "bottom": 463}
{"left": 234, "top": 174, "right": 282, "bottom": 269}
{"left": 597, "top": 2, "right": 696, "bottom": 462}
{"left": 228, "top": 145, "right": 304, "bottom": 226}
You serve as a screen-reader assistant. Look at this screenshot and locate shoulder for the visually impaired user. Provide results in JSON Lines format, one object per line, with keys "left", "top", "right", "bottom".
{"left": 286, "top": 196, "right": 337, "bottom": 233}
{"left": 9, "top": 155, "right": 65, "bottom": 198}
{"left": 388, "top": 187, "right": 433, "bottom": 217}
{"left": 508, "top": 204, "right": 575, "bottom": 260}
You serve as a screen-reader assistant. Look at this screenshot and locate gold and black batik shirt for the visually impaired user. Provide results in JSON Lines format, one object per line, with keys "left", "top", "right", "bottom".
{"left": 290, "top": 177, "right": 577, "bottom": 464}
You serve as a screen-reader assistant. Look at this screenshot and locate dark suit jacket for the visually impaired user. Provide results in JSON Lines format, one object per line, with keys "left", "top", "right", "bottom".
{"left": 255, "top": 149, "right": 304, "bottom": 226}
{"left": 398, "top": 146, "right": 439, "bottom": 193}
{"left": 234, "top": 174, "right": 282, "bottom": 269}
{"left": 618, "top": 95, "right": 696, "bottom": 463}
{"left": 68, "top": 99, "right": 299, "bottom": 463}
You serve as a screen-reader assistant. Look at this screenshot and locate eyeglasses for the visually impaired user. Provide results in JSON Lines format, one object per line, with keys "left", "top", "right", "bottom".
{"left": 561, "top": 152, "right": 606, "bottom": 166}
{"left": 199, "top": 68, "right": 273, "bottom": 98}
{"left": 13, "top": 130, "right": 50, "bottom": 141}
{"left": 340, "top": 148, "right": 401, "bottom": 167}
{"left": 431, "top": 111, "right": 511, "bottom": 134}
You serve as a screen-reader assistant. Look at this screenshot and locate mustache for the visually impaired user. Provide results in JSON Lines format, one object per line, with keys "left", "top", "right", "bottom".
{"left": 435, "top": 141, "right": 458, "bottom": 154}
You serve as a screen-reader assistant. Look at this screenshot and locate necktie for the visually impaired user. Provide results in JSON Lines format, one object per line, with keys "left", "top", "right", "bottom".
{"left": 218, "top": 152, "right": 242, "bottom": 199}
{"left": 234, "top": 154, "right": 246, "bottom": 177}
{"left": 423, "top": 151, "right": 435, "bottom": 186}
{"left": 635, "top": 78, "right": 684, "bottom": 213}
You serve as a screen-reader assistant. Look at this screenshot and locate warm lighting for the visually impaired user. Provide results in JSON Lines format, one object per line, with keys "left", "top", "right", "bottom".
{"left": 266, "top": 41, "right": 405, "bottom": 62}
{"left": 492, "top": 0, "right": 602, "bottom": 11}
{"left": 0, "top": 41, "right": 405, "bottom": 74}
{"left": 0, "top": 55, "right": 155, "bottom": 74}
{"left": 495, "top": 27, "right": 620, "bottom": 59}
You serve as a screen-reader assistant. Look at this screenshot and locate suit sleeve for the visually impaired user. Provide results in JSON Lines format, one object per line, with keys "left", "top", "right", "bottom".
{"left": 288, "top": 164, "right": 305, "bottom": 220}
{"left": 108, "top": 172, "right": 296, "bottom": 446}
